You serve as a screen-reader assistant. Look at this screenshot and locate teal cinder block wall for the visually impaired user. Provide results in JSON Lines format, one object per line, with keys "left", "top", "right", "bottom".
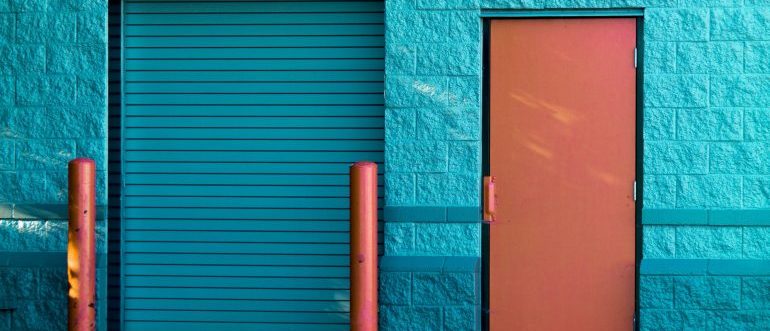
{"left": 0, "top": 0, "right": 108, "bottom": 330}
{"left": 383, "top": 0, "right": 770, "bottom": 330}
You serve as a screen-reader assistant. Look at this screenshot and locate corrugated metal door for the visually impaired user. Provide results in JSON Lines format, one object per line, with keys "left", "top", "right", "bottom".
{"left": 121, "top": 1, "right": 384, "bottom": 330}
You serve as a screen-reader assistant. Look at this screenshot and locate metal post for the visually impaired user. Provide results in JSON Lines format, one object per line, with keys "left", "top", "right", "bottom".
{"left": 350, "top": 161, "right": 378, "bottom": 331}
{"left": 68, "top": 158, "right": 96, "bottom": 331}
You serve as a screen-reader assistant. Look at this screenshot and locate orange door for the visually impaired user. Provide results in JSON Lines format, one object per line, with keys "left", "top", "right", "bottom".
{"left": 489, "top": 18, "right": 637, "bottom": 331}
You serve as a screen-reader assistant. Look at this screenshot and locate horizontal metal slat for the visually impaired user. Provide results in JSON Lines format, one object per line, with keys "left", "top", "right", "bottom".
{"left": 124, "top": 310, "right": 348, "bottom": 324}
{"left": 125, "top": 59, "right": 384, "bottom": 71}
{"left": 126, "top": 36, "right": 384, "bottom": 47}
{"left": 124, "top": 140, "right": 383, "bottom": 151}
{"left": 124, "top": 116, "right": 383, "bottom": 128}
{"left": 124, "top": 197, "right": 381, "bottom": 209}
{"left": 125, "top": 46, "right": 383, "bottom": 59}
{"left": 126, "top": 24, "right": 382, "bottom": 37}
{"left": 123, "top": 321, "right": 345, "bottom": 331}
{"left": 125, "top": 13, "right": 384, "bottom": 25}
{"left": 123, "top": 128, "right": 383, "bottom": 139}
{"left": 124, "top": 265, "right": 348, "bottom": 278}
{"left": 124, "top": 151, "right": 384, "bottom": 162}
{"left": 124, "top": 162, "right": 383, "bottom": 174}
{"left": 124, "top": 298, "right": 348, "bottom": 312}
{"left": 125, "top": 105, "right": 384, "bottom": 117}
{"left": 124, "top": 82, "right": 384, "bottom": 93}
{"left": 123, "top": 208, "right": 369, "bottom": 220}
{"left": 124, "top": 219, "right": 355, "bottom": 231}
{"left": 124, "top": 93, "right": 383, "bottom": 105}
{"left": 125, "top": 70, "right": 384, "bottom": 81}
{"left": 125, "top": 1, "right": 382, "bottom": 14}
{"left": 125, "top": 276, "right": 347, "bottom": 289}
{"left": 125, "top": 253, "right": 347, "bottom": 266}
{"left": 125, "top": 242, "right": 349, "bottom": 255}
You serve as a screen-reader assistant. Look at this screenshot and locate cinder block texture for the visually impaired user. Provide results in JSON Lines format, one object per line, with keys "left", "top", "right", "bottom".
{"left": 385, "top": 1, "right": 770, "bottom": 330}
{"left": 0, "top": 0, "right": 108, "bottom": 330}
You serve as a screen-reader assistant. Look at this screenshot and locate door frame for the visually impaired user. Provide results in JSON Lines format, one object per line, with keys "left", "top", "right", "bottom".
{"left": 480, "top": 12, "right": 645, "bottom": 331}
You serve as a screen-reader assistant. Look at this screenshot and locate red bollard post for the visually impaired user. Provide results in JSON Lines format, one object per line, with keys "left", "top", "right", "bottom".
{"left": 350, "top": 161, "right": 378, "bottom": 331}
{"left": 68, "top": 158, "right": 96, "bottom": 331}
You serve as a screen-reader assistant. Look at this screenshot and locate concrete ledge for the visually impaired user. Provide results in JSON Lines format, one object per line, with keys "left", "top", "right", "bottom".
{"left": 0, "top": 204, "right": 108, "bottom": 220}
{"left": 380, "top": 256, "right": 480, "bottom": 273}
{"left": 385, "top": 206, "right": 480, "bottom": 223}
{"left": 641, "top": 259, "right": 770, "bottom": 276}
{"left": 642, "top": 209, "right": 770, "bottom": 226}
{"left": 0, "top": 252, "right": 107, "bottom": 268}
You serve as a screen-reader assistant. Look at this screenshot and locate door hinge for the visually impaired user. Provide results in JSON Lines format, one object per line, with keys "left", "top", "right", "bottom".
{"left": 483, "top": 176, "right": 496, "bottom": 224}
{"left": 633, "top": 180, "right": 637, "bottom": 201}
{"left": 634, "top": 48, "right": 638, "bottom": 68}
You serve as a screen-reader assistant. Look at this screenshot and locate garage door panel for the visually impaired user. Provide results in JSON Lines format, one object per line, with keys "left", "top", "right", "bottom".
{"left": 121, "top": 0, "right": 383, "bottom": 328}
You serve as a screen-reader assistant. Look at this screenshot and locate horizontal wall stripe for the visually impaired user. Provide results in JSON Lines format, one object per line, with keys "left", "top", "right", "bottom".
{"left": 642, "top": 209, "right": 770, "bottom": 226}
{"left": 385, "top": 206, "right": 480, "bottom": 223}
{"left": 0, "top": 252, "right": 107, "bottom": 268}
{"left": 380, "top": 256, "right": 480, "bottom": 273}
{"left": 641, "top": 259, "right": 770, "bottom": 276}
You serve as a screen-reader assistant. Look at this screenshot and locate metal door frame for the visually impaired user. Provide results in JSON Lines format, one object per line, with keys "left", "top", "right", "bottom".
{"left": 480, "top": 11, "right": 644, "bottom": 331}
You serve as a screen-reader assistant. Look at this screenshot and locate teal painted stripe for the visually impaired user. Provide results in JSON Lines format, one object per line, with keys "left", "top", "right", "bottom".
{"left": 0, "top": 252, "right": 107, "bottom": 268}
{"left": 380, "top": 256, "right": 480, "bottom": 273}
{"left": 385, "top": 206, "right": 480, "bottom": 223}
{"left": 709, "top": 209, "right": 770, "bottom": 226}
{"left": 481, "top": 8, "right": 644, "bottom": 18}
{"left": 642, "top": 209, "right": 708, "bottom": 225}
{"left": 641, "top": 259, "right": 770, "bottom": 276}
{"left": 643, "top": 209, "right": 770, "bottom": 226}
{"left": 639, "top": 259, "right": 708, "bottom": 275}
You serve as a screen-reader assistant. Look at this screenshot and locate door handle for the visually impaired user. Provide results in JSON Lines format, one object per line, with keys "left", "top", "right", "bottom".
{"left": 483, "top": 176, "right": 496, "bottom": 223}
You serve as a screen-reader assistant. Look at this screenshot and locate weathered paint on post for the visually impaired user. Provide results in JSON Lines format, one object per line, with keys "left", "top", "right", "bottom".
{"left": 350, "top": 161, "right": 378, "bottom": 331}
{"left": 68, "top": 158, "right": 96, "bottom": 331}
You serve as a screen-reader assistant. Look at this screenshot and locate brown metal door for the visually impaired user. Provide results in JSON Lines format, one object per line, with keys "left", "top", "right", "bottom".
{"left": 489, "top": 18, "right": 637, "bottom": 330}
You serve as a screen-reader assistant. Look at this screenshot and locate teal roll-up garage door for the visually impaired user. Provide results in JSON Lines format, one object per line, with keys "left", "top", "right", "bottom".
{"left": 121, "top": 1, "right": 383, "bottom": 330}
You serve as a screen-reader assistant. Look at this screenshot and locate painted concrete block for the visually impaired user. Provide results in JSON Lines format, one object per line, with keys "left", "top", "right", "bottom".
{"left": 677, "top": 108, "right": 742, "bottom": 141}
{"left": 386, "top": 141, "right": 448, "bottom": 173}
{"left": 639, "top": 276, "right": 673, "bottom": 308}
{"left": 711, "top": 8, "right": 770, "bottom": 41}
{"left": 646, "top": 8, "right": 709, "bottom": 41}
{"left": 386, "top": 43, "right": 417, "bottom": 75}
{"left": 674, "top": 276, "right": 741, "bottom": 309}
{"left": 414, "top": 223, "right": 480, "bottom": 256}
{"left": 416, "top": 173, "right": 479, "bottom": 205}
{"left": 380, "top": 272, "right": 411, "bottom": 304}
{"left": 643, "top": 226, "right": 675, "bottom": 258}
{"left": 644, "top": 142, "right": 707, "bottom": 174}
{"left": 743, "top": 227, "right": 770, "bottom": 259}
{"left": 644, "top": 42, "right": 676, "bottom": 74}
{"left": 386, "top": 76, "right": 449, "bottom": 108}
{"left": 643, "top": 108, "right": 676, "bottom": 140}
{"left": 675, "top": 226, "right": 742, "bottom": 259}
{"left": 386, "top": 173, "right": 416, "bottom": 205}
{"left": 413, "top": 272, "right": 476, "bottom": 305}
{"left": 645, "top": 74, "right": 708, "bottom": 107}
{"left": 640, "top": 309, "right": 705, "bottom": 331}
{"left": 744, "top": 108, "right": 770, "bottom": 140}
{"left": 711, "top": 143, "right": 770, "bottom": 174}
{"left": 711, "top": 75, "right": 770, "bottom": 107}
{"left": 385, "top": 222, "right": 415, "bottom": 255}
{"left": 380, "top": 306, "right": 442, "bottom": 331}
{"left": 448, "top": 141, "right": 480, "bottom": 174}
{"left": 644, "top": 175, "right": 677, "bottom": 208}
{"left": 677, "top": 175, "right": 742, "bottom": 208}
{"left": 745, "top": 42, "right": 770, "bottom": 73}
{"left": 677, "top": 42, "right": 743, "bottom": 74}
{"left": 15, "top": 139, "right": 75, "bottom": 170}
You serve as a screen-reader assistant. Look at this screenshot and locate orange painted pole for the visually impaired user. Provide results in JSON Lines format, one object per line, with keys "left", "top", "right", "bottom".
{"left": 350, "top": 161, "right": 378, "bottom": 331}
{"left": 68, "top": 158, "right": 96, "bottom": 331}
